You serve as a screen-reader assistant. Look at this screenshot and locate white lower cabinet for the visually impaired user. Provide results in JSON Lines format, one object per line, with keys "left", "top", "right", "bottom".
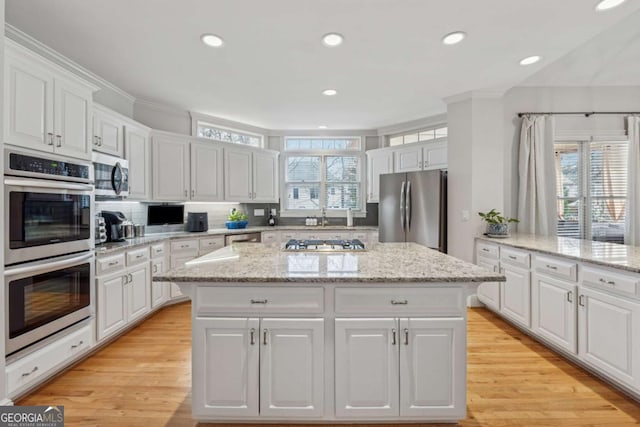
{"left": 97, "top": 273, "right": 127, "bottom": 340}
{"left": 151, "top": 258, "right": 170, "bottom": 308}
{"left": 192, "top": 317, "right": 324, "bottom": 419}
{"left": 500, "top": 263, "right": 531, "bottom": 328}
{"left": 578, "top": 286, "right": 640, "bottom": 389}
{"left": 532, "top": 273, "right": 577, "bottom": 354}
{"left": 476, "top": 256, "right": 500, "bottom": 311}
{"left": 335, "top": 317, "right": 465, "bottom": 419}
{"left": 127, "top": 265, "right": 151, "bottom": 322}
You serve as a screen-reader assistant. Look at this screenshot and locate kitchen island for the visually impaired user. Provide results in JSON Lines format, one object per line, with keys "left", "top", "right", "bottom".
{"left": 155, "top": 242, "right": 504, "bottom": 423}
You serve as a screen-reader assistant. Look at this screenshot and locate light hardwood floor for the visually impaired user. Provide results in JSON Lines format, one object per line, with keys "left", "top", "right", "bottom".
{"left": 17, "top": 303, "right": 640, "bottom": 426}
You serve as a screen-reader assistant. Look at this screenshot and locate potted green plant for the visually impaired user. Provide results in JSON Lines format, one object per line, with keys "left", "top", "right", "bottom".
{"left": 478, "top": 209, "right": 519, "bottom": 236}
{"left": 225, "top": 209, "right": 248, "bottom": 229}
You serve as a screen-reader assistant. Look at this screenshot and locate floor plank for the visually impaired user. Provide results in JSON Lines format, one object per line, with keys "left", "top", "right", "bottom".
{"left": 16, "top": 303, "right": 640, "bottom": 426}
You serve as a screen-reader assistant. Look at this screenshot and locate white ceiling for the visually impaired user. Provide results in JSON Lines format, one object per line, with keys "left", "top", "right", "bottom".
{"left": 6, "top": 0, "right": 640, "bottom": 129}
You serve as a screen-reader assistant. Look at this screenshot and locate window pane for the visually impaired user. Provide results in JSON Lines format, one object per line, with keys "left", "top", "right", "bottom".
{"left": 557, "top": 198, "right": 582, "bottom": 239}
{"left": 198, "top": 124, "right": 262, "bottom": 147}
{"left": 591, "top": 199, "right": 625, "bottom": 244}
{"left": 435, "top": 127, "right": 448, "bottom": 138}
{"left": 419, "top": 130, "right": 435, "bottom": 141}
{"left": 555, "top": 144, "right": 580, "bottom": 198}
{"left": 325, "top": 183, "right": 360, "bottom": 209}
{"left": 286, "top": 183, "right": 320, "bottom": 209}
{"left": 326, "top": 156, "right": 360, "bottom": 182}
{"left": 286, "top": 156, "right": 320, "bottom": 182}
{"left": 590, "top": 142, "right": 628, "bottom": 198}
{"left": 390, "top": 136, "right": 403, "bottom": 146}
{"left": 284, "top": 137, "right": 361, "bottom": 151}
{"left": 403, "top": 133, "right": 419, "bottom": 144}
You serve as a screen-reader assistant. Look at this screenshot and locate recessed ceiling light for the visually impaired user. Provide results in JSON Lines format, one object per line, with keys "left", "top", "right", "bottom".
{"left": 322, "top": 33, "right": 344, "bottom": 47}
{"left": 519, "top": 55, "right": 541, "bottom": 66}
{"left": 595, "top": 0, "right": 626, "bottom": 11}
{"left": 201, "top": 34, "right": 224, "bottom": 47}
{"left": 322, "top": 89, "right": 337, "bottom": 96}
{"left": 318, "top": 125, "right": 328, "bottom": 129}
{"left": 442, "top": 31, "right": 466, "bottom": 45}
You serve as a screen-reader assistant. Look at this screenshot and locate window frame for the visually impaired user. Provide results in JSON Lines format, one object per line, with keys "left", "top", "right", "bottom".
{"left": 196, "top": 120, "right": 264, "bottom": 148}
{"left": 388, "top": 125, "right": 448, "bottom": 147}
{"left": 280, "top": 137, "right": 365, "bottom": 217}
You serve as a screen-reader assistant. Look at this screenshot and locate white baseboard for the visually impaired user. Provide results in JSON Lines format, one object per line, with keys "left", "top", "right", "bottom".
{"left": 467, "top": 294, "right": 485, "bottom": 308}
{"left": 0, "top": 398, "right": 14, "bottom": 406}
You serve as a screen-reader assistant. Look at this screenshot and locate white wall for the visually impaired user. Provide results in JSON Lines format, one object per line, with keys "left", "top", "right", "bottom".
{"left": 0, "top": 0, "right": 9, "bottom": 406}
{"left": 503, "top": 86, "right": 640, "bottom": 219}
{"left": 133, "top": 99, "right": 192, "bottom": 135}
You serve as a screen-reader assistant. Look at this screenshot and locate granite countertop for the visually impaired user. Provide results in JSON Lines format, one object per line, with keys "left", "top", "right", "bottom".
{"left": 154, "top": 242, "right": 505, "bottom": 284}
{"left": 94, "top": 225, "right": 378, "bottom": 255}
{"left": 476, "top": 234, "right": 640, "bottom": 273}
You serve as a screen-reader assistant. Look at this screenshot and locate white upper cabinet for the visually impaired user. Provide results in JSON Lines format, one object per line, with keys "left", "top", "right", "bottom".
{"left": 224, "top": 145, "right": 279, "bottom": 203}
{"left": 367, "top": 149, "right": 393, "bottom": 202}
{"left": 125, "top": 124, "right": 151, "bottom": 200}
{"left": 191, "top": 141, "right": 224, "bottom": 201}
{"left": 4, "top": 41, "right": 96, "bottom": 160}
{"left": 152, "top": 134, "right": 190, "bottom": 201}
{"left": 93, "top": 105, "right": 124, "bottom": 157}
{"left": 394, "top": 144, "right": 423, "bottom": 173}
{"left": 422, "top": 140, "right": 447, "bottom": 170}
{"left": 391, "top": 140, "right": 448, "bottom": 173}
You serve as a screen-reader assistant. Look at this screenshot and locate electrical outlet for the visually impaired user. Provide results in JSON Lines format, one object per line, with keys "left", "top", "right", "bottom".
{"left": 254, "top": 209, "right": 265, "bottom": 217}
{"left": 270, "top": 208, "right": 277, "bottom": 216}
{"left": 461, "top": 210, "right": 470, "bottom": 221}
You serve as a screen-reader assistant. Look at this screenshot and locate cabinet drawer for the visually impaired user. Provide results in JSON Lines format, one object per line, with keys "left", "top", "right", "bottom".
{"left": 151, "top": 243, "right": 166, "bottom": 259}
{"left": 6, "top": 324, "right": 92, "bottom": 396}
{"left": 199, "top": 236, "right": 224, "bottom": 255}
{"left": 96, "top": 252, "right": 126, "bottom": 276}
{"left": 171, "top": 239, "right": 199, "bottom": 254}
{"left": 127, "top": 247, "right": 150, "bottom": 266}
{"left": 335, "top": 287, "right": 465, "bottom": 315}
{"left": 534, "top": 255, "right": 577, "bottom": 282}
{"left": 582, "top": 265, "right": 638, "bottom": 297}
{"left": 500, "top": 247, "right": 530, "bottom": 269}
{"left": 195, "top": 287, "right": 324, "bottom": 315}
{"left": 476, "top": 241, "right": 499, "bottom": 259}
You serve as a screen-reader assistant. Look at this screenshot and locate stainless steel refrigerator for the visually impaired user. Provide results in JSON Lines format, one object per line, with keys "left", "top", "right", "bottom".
{"left": 378, "top": 170, "right": 447, "bottom": 252}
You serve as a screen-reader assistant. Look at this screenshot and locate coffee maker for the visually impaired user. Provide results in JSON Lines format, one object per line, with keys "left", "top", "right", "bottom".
{"left": 101, "top": 211, "right": 127, "bottom": 242}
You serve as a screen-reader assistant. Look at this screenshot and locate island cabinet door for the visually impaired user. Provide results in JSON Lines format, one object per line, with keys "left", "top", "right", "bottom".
{"left": 500, "top": 264, "right": 532, "bottom": 329}
{"left": 335, "top": 318, "right": 399, "bottom": 418}
{"left": 259, "top": 318, "right": 324, "bottom": 417}
{"left": 192, "top": 317, "right": 259, "bottom": 418}
{"left": 399, "top": 318, "right": 466, "bottom": 418}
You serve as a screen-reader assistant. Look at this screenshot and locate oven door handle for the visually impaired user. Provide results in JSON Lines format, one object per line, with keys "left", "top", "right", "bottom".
{"left": 4, "top": 178, "right": 94, "bottom": 192}
{"left": 4, "top": 252, "right": 94, "bottom": 278}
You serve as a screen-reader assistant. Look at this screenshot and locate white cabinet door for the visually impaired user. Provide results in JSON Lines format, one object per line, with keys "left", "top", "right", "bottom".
{"left": 192, "top": 317, "right": 259, "bottom": 418}
{"left": 191, "top": 142, "right": 224, "bottom": 201}
{"left": 97, "top": 273, "right": 127, "bottom": 340}
{"left": 125, "top": 126, "right": 150, "bottom": 200}
{"left": 578, "top": 286, "right": 640, "bottom": 388}
{"left": 4, "top": 51, "right": 54, "bottom": 152}
{"left": 532, "top": 274, "right": 577, "bottom": 354}
{"left": 252, "top": 150, "right": 279, "bottom": 202}
{"left": 260, "top": 318, "right": 324, "bottom": 417}
{"left": 394, "top": 145, "right": 423, "bottom": 173}
{"left": 399, "top": 318, "right": 465, "bottom": 418}
{"left": 152, "top": 135, "right": 190, "bottom": 201}
{"left": 151, "top": 259, "right": 169, "bottom": 308}
{"left": 224, "top": 147, "right": 253, "bottom": 202}
{"left": 93, "top": 109, "right": 123, "bottom": 157}
{"left": 127, "top": 264, "right": 150, "bottom": 323}
{"left": 367, "top": 149, "right": 393, "bottom": 202}
{"left": 53, "top": 77, "right": 92, "bottom": 160}
{"left": 476, "top": 257, "right": 500, "bottom": 311}
{"left": 422, "top": 141, "right": 447, "bottom": 170}
{"left": 500, "top": 264, "right": 531, "bottom": 328}
{"left": 335, "top": 318, "right": 399, "bottom": 418}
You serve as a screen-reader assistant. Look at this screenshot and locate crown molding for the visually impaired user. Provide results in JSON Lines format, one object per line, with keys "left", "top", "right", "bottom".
{"left": 376, "top": 113, "right": 447, "bottom": 136}
{"left": 5, "top": 24, "right": 135, "bottom": 103}
{"left": 444, "top": 90, "right": 505, "bottom": 105}
{"left": 134, "top": 97, "right": 191, "bottom": 117}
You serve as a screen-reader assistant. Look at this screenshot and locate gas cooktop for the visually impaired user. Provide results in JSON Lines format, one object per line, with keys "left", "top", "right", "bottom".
{"left": 284, "top": 239, "right": 366, "bottom": 252}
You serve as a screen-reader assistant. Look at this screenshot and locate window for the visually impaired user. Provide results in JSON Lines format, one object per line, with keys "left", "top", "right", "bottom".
{"left": 389, "top": 126, "right": 447, "bottom": 146}
{"left": 555, "top": 140, "right": 628, "bottom": 244}
{"left": 197, "top": 122, "right": 263, "bottom": 147}
{"left": 283, "top": 137, "right": 363, "bottom": 213}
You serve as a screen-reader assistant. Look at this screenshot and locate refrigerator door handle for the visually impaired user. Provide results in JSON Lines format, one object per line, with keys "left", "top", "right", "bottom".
{"left": 400, "top": 181, "right": 406, "bottom": 231}
{"left": 405, "top": 180, "right": 412, "bottom": 230}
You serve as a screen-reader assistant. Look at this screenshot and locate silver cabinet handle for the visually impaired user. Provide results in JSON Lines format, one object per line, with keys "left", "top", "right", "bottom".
{"left": 128, "top": 273, "right": 133, "bottom": 282}
{"left": 250, "top": 328, "right": 255, "bottom": 345}
{"left": 546, "top": 265, "right": 558, "bottom": 270}
{"left": 391, "top": 299, "right": 408, "bottom": 305}
{"left": 136, "top": 254, "right": 144, "bottom": 259}
{"left": 98, "top": 137, "right": 103, "bottom": 146}
{"left": 404, "top": 328, "right": 409, "bottom": 345}
{"left": 392, "top": 328, "right": 397, "bottom": 345}
{"left": 599, "top": 278, "right": 616, "bottom": 286}
{"left": 47, "top": 132, "right": 54, "bottom": 146}
{"left": 578, "top": 295, "right": 585, "bottom": 307}
{"left": 191, "top": 190, "right": 195, "bottom": 198}
{"left": 184, "top": 189, "right": 188, "bottom": 197}
{"left": 482, "top": 248, "right": 490, "bottom": 252}
{"left": 93, "top": 135, "right": 98, "bottom": 146}
{"left": 508, "top": 255, "right": 517, "bottom": 260}
{"left": 123, "top": 274, "right": 128, "bottom": 284}
{"left": 56, "top": 135, "right": 62, "bottom": 147}
{"left": 251, "top": 299, "right": 268, "bottom": 304}
{"left": 152, "top": 264, "right": 157, "bottom": 273}
{"left": 493, "top": 265, "right": 498, "bottom": 272}
{"left": 108, "top": 261, "right": 119, "bottom": 266}
{"left": 71, "top": 340, "right": 84, "bottom": 349}
{"left": 263, "top": 329, "right": 268, "bottom": 345}
{"left": 21, "top": 366, "right": 38, "bottom": 377}
{"left": 567, "top": 291, "right": 573, "bottom": 303}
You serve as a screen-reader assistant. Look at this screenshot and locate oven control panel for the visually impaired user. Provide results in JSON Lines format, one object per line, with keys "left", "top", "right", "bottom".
{"left": 9, "top": 152, "right": 91, "bottom": 180}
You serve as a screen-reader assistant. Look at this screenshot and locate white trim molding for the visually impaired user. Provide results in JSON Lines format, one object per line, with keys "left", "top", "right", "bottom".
{"left": 0, "top": 399, "right": 13, "bottom": 406}
{"left": 376, "top": 113, "right": 447, "bottom": 136}
{"left": 444, "top": 90, "right": 505, "bottom": 105}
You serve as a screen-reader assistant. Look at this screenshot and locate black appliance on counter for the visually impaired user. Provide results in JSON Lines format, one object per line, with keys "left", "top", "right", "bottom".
{"left": 187, "top": 212, "right": 208, "bottom": 232}
{"left": 101, "top": 210, "right": 127, "bottom": 242}
{"left": 147, "top": 205, "right": 184, "bottom": 226}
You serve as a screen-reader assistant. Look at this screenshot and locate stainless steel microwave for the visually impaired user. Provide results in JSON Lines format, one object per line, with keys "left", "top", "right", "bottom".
{"left": 92, "top": 152, "right": 129, "bottom": 198}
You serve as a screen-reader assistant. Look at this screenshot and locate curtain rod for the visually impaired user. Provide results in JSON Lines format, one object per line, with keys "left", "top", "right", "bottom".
{"left": 517, "top": 111, "right": 640, "bottom": 118}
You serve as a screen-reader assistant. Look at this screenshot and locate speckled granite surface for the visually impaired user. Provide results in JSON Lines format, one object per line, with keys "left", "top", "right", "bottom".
{"left": 95, "top": 225, "right": 378, "bottom": 255}
{"left": 477, "top": 234, "right": 640, "bottom": 273}
{"left": 154, "top": 242, "right": 505, "bottom": 283}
